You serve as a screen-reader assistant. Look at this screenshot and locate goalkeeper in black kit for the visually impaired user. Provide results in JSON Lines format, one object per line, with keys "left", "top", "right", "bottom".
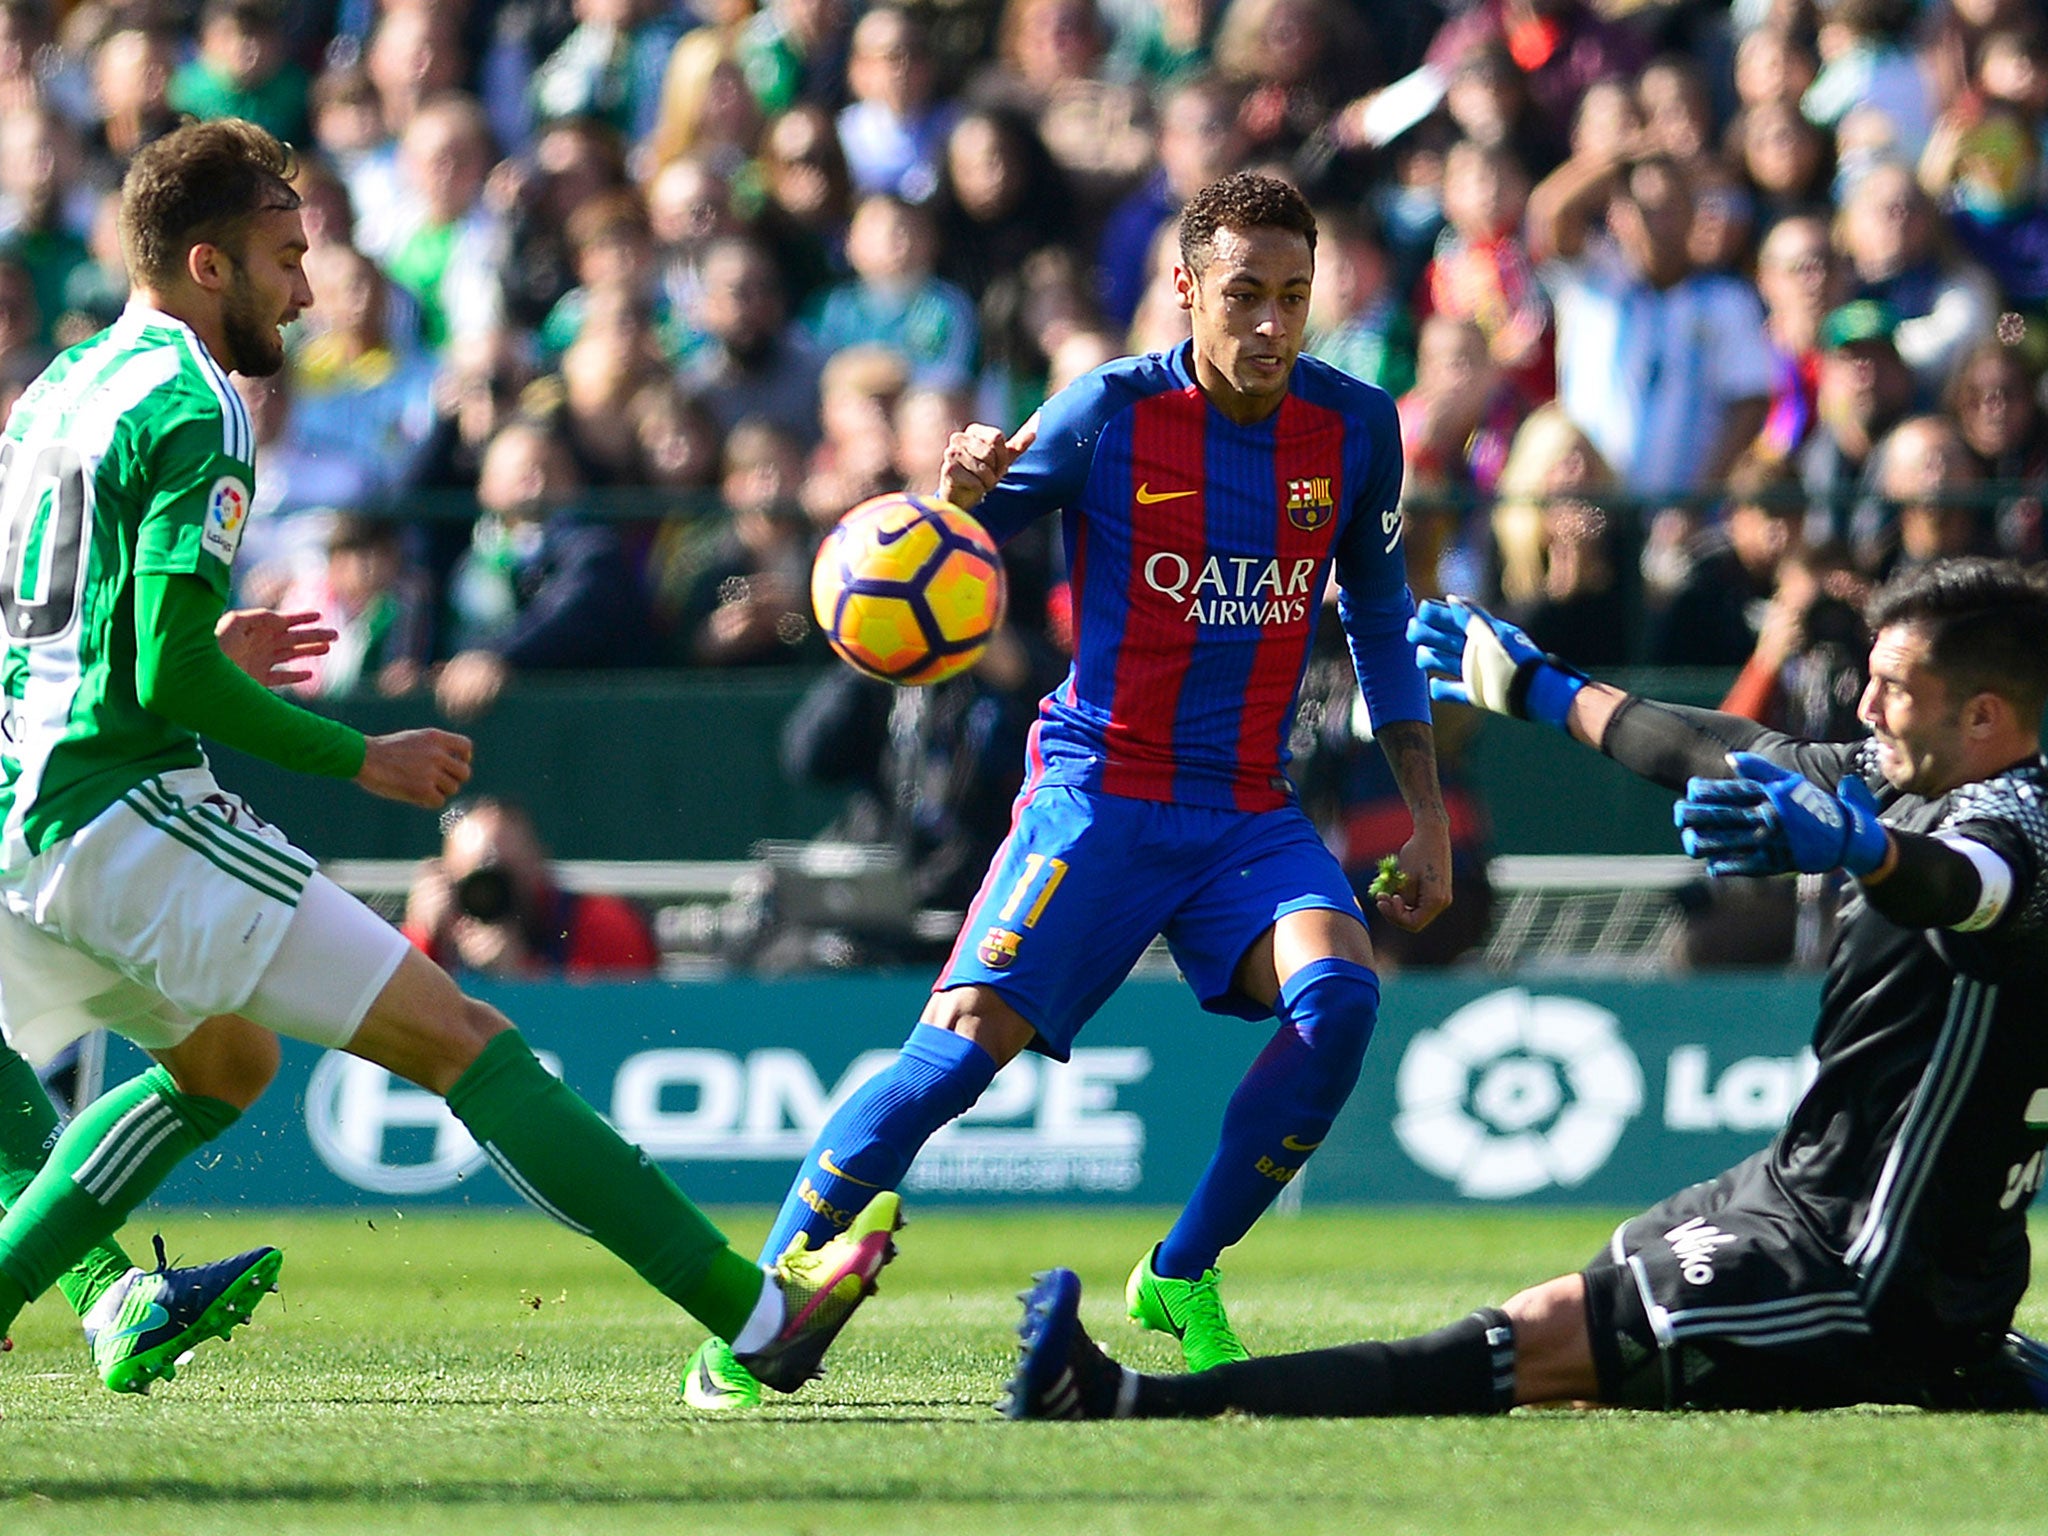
{"left": 1005, "top": 557, "right": 2048, "bottom": 1419}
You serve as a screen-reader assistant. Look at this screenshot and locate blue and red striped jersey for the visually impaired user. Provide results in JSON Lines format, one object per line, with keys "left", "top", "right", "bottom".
{"left": 974, "top": 341, "right": 1425, "bottom": 813}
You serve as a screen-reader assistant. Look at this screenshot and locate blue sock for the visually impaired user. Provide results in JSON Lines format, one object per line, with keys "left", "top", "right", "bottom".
{"left": 758, "top": 1023, "right": 998, "bottom": 1263}
{"left": 1155, "top": 957, "right": 1379, "bottom": 1280}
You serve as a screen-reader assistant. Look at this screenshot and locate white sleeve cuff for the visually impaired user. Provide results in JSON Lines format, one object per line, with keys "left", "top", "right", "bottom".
{"left": 1936, "top": 836, "right": 2016, "bottom": 932}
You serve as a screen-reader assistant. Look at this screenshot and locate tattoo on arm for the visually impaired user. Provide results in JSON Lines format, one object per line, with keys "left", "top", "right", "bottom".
{"left": 1376, "top": 720, "right": 1447, "bottom": 822}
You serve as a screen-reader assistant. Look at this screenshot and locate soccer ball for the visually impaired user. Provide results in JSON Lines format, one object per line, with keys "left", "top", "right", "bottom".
{"left": 811, "top": 493, "right": 1006, "bottom": 685}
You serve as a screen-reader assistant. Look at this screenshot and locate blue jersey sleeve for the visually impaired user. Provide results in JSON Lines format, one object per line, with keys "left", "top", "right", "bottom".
{"left": 970, "top": 366, "right": 1125, "bottom": 545}
{"left": 1333, "top": 386, "right": 1428, "bottom": 731}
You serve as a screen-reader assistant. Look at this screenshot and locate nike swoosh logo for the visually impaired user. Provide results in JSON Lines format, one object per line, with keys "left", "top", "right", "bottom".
{"left": 1135, "top": 483, "right": 1197, "bottom": 504}
{"left": 103, "top": 1299, "right": 170, "bottom": 1350}
{"left": 1281, "top": 1135, "right": 1323, "bottom": 1152}
{"left": 816, "top": 1148, "right": 880, "bottom": 1187}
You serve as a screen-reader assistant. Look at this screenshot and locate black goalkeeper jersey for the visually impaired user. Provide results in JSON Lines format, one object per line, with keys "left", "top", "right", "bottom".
{"left": 1744, "top": 736, "right": 2048, "bottom": 1343}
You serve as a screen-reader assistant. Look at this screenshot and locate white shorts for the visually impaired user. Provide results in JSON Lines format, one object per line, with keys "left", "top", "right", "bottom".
{"left": 0, "top": 767, "right": 409, "bottom": 1067}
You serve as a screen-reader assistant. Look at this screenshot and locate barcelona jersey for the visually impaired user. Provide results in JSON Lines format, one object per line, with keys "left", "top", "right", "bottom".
{"left": 973, "top": 341, "right": 1425, "bottom": 813}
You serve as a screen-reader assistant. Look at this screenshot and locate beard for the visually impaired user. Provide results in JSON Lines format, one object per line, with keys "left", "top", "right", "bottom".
{"left": 219, "top": 268, "right": 286, "bottom": 377}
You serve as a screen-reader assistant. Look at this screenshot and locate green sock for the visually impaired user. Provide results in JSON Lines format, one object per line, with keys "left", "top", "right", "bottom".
{"left": 445, "top": 1031, "right": 766, "bottom": 1340}
{"left": 0, "top": 1046, "right": 137, "bottom": 1318}
{"left": 0, "top": 1065, "right": 237, "bottom": 1335}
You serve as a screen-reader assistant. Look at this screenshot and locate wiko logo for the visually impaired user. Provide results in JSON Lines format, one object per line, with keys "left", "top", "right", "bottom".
{"left": 1664, "top": 1215, "right": 1739, "bottom": 1286}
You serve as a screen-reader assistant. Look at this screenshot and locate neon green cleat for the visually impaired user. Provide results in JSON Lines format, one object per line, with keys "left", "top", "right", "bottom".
{"left": 84, "top": 1238, "right": 283, "bottom": 1394}
{"left": 737, "top": 1191, "right": 904, "bottom": 1394}
{"left": 681, "top": 1336, "right": 762, "bottom": 1410}
{"left": 1125, "top": 1244, "right": 1249, "bottom": 1373}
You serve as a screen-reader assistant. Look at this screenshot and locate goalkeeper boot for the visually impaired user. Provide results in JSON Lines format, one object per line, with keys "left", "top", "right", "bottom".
{"left": 736, "top": 1191, "right": 903, "bottom": 1394}
{"left": 2002, "top": 1331, "right": 2048, "bottom": 1408}
{"left": 84, "top": 1237, "right": 282, "bottom": 1394}
{"left": 1126, "top": 1243, "right": 1248, "bottom": 1372}
{"left": 681, "top": 1337, "right": 762, "bottom": 1410}
{"left": 1002, "top": 1268, "right": 1129, "bottom": 1421}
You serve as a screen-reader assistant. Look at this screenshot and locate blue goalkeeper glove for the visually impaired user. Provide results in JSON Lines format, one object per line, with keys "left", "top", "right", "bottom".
{"left": 1407, "top": 596, "right": 1588, "bottom": 729}
{"left": 1674, "top": 751, "right": 1890, "bottom": 878}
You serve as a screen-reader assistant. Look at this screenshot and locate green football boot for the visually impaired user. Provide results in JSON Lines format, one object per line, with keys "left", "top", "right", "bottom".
{"left": 1125, "top": 1243, "right": 1249, "bottom": 1372}
{"left": 681, "top": 1336, "right": 762, "bottom": 1410}
{"left": 84, "top": 1239, "right": 283, "bottom": 1394}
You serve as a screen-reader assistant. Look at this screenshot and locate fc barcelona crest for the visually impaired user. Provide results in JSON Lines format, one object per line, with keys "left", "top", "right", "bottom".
{"left": 1285, "top": 476, "right": 1335, "bottom": 531}
{"left": 978, "top": 927, "right": 1022, "bottom": 969}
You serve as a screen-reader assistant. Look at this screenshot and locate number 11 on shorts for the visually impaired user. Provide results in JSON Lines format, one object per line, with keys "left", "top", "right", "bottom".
{"left": 997, "top": 854, "right": 1068, "bottom": 928}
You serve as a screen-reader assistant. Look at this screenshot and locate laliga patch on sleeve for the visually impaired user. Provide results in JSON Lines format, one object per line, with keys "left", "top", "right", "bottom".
{"left": 201, "top": 474, "right": 251, "bottom": 564}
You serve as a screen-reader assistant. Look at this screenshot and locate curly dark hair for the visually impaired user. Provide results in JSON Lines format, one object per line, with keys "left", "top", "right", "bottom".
{"left": 119, "top": 118, "right": 301, "bottom": 288}
{"left": 1178, "top": 171, "right": 1317, "bottom": 275}
{"left": 1867, "top": 557, "right": 2048, "bottom": 719}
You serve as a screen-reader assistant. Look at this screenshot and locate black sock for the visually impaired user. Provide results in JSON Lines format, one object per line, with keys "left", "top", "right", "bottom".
{"left": 1132, "top": 1309, "right": 1517, "bottom": 1418}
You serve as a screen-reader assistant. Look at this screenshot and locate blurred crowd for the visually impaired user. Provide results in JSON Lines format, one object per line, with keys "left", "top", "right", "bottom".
{"left": 4, "top": 0, "right": 2047, "bottom": 963}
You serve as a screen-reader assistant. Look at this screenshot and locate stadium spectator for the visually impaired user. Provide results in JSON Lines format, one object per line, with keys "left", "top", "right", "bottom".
{"left": 752, "top": 104, "right": 855, "bottom": 313}
{"left": 1719, "top": 539, "right": 1874, "bottom": 743}
{"left": 809, "top": 192, "right": 978, "bottom": 387}
{"left": 1867, "top": 413, "right": 1993, "bottom": 579}
{"left": 1420, "top": 0, "right": 1648, "bottom": 134}
{"left": 0, "top": 106, "right": 92, "bottom": 347}
{"left": 1096, "top": 72, "right": 1245, "bottom": 329}
{"left": 1439, "top": 38, "right": 1567, "bottom": 183}
{"left": 1834, "top": 159, "right": 1997, "bottom": 399}
{"left": 644, "top": 29, "right": 762, "bottom": 181}
{"left": 494, "top": 115, "right": 633, "bottom": 334}
{"left": 1648, "top": 449, "right": 1809, "bottom": 666}
{"left": 968, "top": 0, "right": 1152, "bottom": 219}
{"left": 1530, "top": 149, "right": 1774, "bottom": 499}
{"left": 1802, "top": 0, "right": 1935, "bottom": 161}
{"left": 290, "top": 242, "right": 439, "bottom": 478}
{"left": 536, "top": 281, "right": 673, "bottom": 485}
{"left": 802, "top": 341, "right": 908, "bottom": 527}
{"left": 1922, "top": 101, "right": 2048, "bottom": 320}
{"left": 1945, "top": 338, "right": 2046, "bottom": 561}
{"left": 1732, "top": 97, "right": 1836, "bottom": 229}
{"left": 1756, "top": 213, "right": 1846, "bottom": 459}
{"left": 351, "top": 6, "right": 470, "bottom": 258}
{"left": 835, "top": 7, "right": 956, "bottom": 203}
{"left": 231, "top": 365, "right": 394, "bottom": 606}
{"left": 0, "top": 255, "right": 49, "bottom": 389}
{"left": 403, "top": 796, "right": 659, "bottom": 976}
{"left": 664, "top": 418, "right": 818, "bottom": 667}
{"left": 1104, "top": 0, "right": 1214, "bottom": 88}
{"left": 535, "top": 188, "right": 685, "bottom": 362}
{"left": 932, "top": 107, "right": 1074, "bottom": 306}
{"left": 438, "top": 417, "right": 654, "bottom": 721}
{"left": 273, "top": 514, "right": 436, "bottom": 699}
{"left": 1800, "top": 298, "right": 1917, "bottom": 555}
{"left": 1421, "top": 137, "right": 1552, "bottom": 404}
{"left": 1396, "top": 314, "right": 1526, "bottom": 524}
{"left": 1211, "top": 0, "right": 1370, "bottom": 164}
{"left": 1636, "top": 55, "right": 1717, "bottom": 174}
{"left": 682, "top": 233, "right": 827, "bottom": 443}
{"left": 169, "top": 0, "right": 310, "bottom": 144}
{"left": 84, "top": 17, "right": 178, "bottom": 173}
{"left": 54, "top": 189, "right": 127, "bottom": 345}
{"left": 1304, "top": 205, "right": 1413, "bottom": 396}
{"left": 1489, "top": 402, "right": 1628, "bottom": 665}
{"left": 737, "top": 0, "right": 853, "bottom": 117}
{"left": 643, "top": 155, "right": 739, "bottom": 334}
{"left": 527, "top": 0, "right": 681, "bottom": 143}
{"left": 382, "top": 92, "right": 507, "bottom": 349}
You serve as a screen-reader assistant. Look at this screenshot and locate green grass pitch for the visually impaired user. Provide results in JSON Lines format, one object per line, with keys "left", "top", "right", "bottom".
{"left": 4, "top": 1206, "right": 2045, "bottom": 1535}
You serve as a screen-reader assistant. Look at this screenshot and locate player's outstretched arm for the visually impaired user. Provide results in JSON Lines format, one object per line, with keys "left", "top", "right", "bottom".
{"left": 1408, "top": 596, "right": 1777, "bottom": 790}
{"left": 355, "top": 729, "right": 474, "bottom": 809}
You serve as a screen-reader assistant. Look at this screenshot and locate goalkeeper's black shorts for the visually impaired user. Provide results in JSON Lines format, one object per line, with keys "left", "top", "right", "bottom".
{"left": 1580, "top": 1149, "right": 2026, "bottom": 1410}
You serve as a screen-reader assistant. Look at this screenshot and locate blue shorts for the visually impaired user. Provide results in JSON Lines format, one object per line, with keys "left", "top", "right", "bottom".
{"left": 937, "top": 785, "right": 1363, "bottom": 1060}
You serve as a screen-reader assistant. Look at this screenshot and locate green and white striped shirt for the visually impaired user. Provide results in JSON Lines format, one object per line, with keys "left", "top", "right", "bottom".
{"left": 0, "top": 300, "right": 256, "bottom": 867}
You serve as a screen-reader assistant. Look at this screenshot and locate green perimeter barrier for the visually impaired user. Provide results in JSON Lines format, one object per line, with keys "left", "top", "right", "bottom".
{"left": 146, "top": 970, "right": 1819, "bottom": 1212}
{"left": 210, "top": 668, "right": 1738, "bottom": 860}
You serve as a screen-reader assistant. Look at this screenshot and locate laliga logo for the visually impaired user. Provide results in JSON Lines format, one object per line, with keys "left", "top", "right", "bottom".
{"left": 1393, "top": 989, "right": 1643, "bottom": 1199}
{"left": 307, "top": 1050, "right": 563, "bottom": 1195}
